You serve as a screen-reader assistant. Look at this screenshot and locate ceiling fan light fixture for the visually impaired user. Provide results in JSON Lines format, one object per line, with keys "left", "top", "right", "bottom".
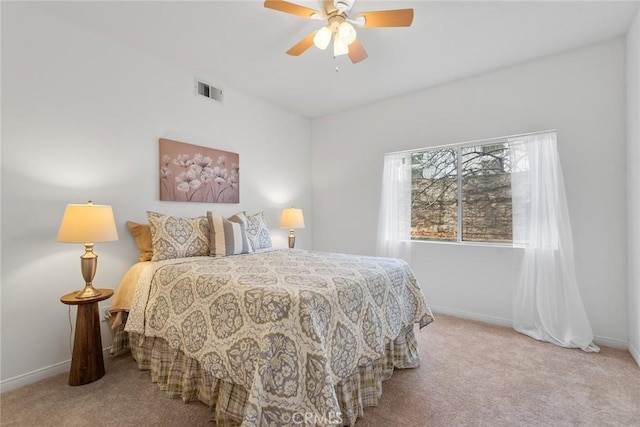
{"left": 264, "top": 0, "right": 414, "bottom": 64}
{"left": 337, "top": 21, "right": 357, "bottom": 45}
{"left": 333, "top": 36, "right": 349, "bottom": 57}
{"left": 313, "top": 26, "right": 332, "bottom": 50}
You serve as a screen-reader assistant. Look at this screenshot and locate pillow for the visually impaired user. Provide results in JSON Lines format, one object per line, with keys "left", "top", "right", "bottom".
{"left": 147, "top": 211, "right": 210, "bottom": 261}
{"left": 245, "top": 211, "right": 272, "bottom": 251}
{"left": 126, "top": 221, "right": 153, "bottom": 262}
{"left": 207, "top": 211, "right": 251, "bottom": 257}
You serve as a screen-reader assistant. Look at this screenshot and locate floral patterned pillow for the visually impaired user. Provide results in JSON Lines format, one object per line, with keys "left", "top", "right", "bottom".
{"left": 147, "top": 211, "right": 210, "bottom": 261}
{"left": 245, "top": 211, "right": 272, "bottom": 251}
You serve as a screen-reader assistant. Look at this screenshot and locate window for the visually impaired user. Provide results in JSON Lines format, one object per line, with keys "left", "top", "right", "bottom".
{"left": 411, "top": 141, "right": 514, "bottom": 243}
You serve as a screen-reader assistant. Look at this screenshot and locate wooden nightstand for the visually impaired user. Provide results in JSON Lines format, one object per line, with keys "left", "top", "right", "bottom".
{"left": 60, "top": 288, "right": 114, "bottom": 386}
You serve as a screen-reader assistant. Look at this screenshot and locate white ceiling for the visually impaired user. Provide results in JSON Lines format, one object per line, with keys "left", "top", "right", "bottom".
{"left": 30, "top": 0, "right": 639, "bottom": 118}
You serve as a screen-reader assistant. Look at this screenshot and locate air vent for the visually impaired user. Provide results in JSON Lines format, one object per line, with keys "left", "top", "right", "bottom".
{"left": 195, "top": 79, "right": 223, "bottom": 103}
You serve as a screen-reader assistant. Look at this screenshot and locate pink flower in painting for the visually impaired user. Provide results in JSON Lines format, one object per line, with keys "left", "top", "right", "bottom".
{"left": 161, "top": 167, "right": 172, "bottom": 178}
{"left": 162, "top": 155, "right": 171, "bottom": 167}
{"left": 213, "top": 166, "right": 227, "bottom": 185}
{"left": 194, "top": 153, "right": 213, "bottom": 169}
{"left": 203, "top": 167, "right": 214, "bottom": 177}
{"left": 217, "top": 155, "right": 226, "bottom": 167}
{"left": 189, "top": 164, "right": 203, "bottom": 176}
{"left": 174, "top": 154, "right": 193, "bottom": 168}
{"left": 201, "top": 167, "right": 214, "bottom": 183}
{"left": 231, "top": 163, "right": 239, "bottom": 177}
{"left": 175, "top": 170, "right": 202, "bottom": 193}
{"left": 229, "top": 175, "right": 238, "bottom": 189}
{"left": 201, "top": 172, "right": 212, "bottom": 184}
{"left": 190, "top": 154, "right": 214, "bottom": 181}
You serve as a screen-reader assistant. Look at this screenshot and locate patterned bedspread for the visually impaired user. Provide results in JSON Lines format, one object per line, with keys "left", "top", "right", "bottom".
{"left": 125, "top": 249, "right": 433, "bottom": 426}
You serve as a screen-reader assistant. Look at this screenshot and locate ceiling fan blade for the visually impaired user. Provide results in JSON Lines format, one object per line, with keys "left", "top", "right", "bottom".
{"left": 348, "top": 39, "right": 368, "bottom": 64}
{"left": 286, "top": 32, "right": 316, "bottom": 56}
{"left": 264, "top": 0, "right": 319, "bottom": 19}
{"left": 357, "top": 9, "right": 414, "bottom": 28}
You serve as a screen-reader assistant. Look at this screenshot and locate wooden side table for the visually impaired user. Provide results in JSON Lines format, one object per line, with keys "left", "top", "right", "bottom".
{"left": 60, "top": 288, "right": 114, "bottom": 386}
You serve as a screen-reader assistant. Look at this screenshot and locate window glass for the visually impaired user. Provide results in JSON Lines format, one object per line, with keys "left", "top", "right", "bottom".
{"left": 461, "top": 143, "right": 512, "bottom": 243}
{"left": 411, "top": 149, "right": 458, "bottom": 241}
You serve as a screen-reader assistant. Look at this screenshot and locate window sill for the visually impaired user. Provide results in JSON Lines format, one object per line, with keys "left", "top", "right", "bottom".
{"left": 409, "top": 239, "right": 523, "bottom": 249}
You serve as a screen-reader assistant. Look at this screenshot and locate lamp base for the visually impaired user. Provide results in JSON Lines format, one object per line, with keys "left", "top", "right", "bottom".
{"left": 288, "top": 229, "right": 296, "bottom": 249}
{"left": 76, "top": 244, "right": 101, "bottom": 298}
{"left": 75, "top": 284, "right": 102, "bottom": 299}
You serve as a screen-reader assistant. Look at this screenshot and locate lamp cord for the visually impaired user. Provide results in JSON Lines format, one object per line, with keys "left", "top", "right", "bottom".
{"left": 68, "top": 305, "right": 73, "bottom": 356}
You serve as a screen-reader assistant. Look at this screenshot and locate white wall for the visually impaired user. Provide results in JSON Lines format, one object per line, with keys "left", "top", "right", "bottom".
{"left": 0, "top": 3, "right": 312, "bottom": 388}
{"left": 627, "top": 10, "right": 640, "bottom": 366}
{"left": 312, "top": 40, "right": 628, "bottom": 346}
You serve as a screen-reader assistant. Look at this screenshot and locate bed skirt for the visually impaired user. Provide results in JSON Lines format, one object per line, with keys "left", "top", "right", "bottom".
{"left": 124, "top": 324, "right": 420, "bottom": 427}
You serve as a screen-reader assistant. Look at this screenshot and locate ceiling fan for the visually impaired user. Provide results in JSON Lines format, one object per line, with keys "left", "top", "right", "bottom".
{"left": 264, "top": 0, "right": 414, "bottom": 64}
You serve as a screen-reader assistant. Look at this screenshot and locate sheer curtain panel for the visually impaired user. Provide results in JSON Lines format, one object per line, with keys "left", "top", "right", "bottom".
{"left": 377, "top": 152, "right": 412, "bottom": 261}
{"left": 509, "top": 131, "right": 598, "bottom": 352}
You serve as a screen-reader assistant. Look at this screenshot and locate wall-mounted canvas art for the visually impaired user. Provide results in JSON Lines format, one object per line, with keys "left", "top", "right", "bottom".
{"left": 159, "top": 138, "right": 239, "bottom": 203}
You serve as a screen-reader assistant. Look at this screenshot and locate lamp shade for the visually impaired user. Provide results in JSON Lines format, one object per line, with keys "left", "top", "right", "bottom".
{"left": 280, "top": 208, "right": 305, "bottom": 229}
{"left": 57, "top": 202, "right": 118, "bottom": 243}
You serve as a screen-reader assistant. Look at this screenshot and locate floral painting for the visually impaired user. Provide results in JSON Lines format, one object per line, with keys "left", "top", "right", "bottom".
{"left": 159, "top": 138, "right": 239, "bottom": 203}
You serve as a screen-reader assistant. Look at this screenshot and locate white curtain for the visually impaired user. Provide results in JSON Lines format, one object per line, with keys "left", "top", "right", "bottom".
{"left": 377, "top": 152, "right": 412, "bottom": 261}
{"left": 509, "top": 131, "right": 599, "bottom": 352}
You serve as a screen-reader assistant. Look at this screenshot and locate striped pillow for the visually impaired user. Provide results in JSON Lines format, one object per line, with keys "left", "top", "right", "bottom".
{"left": 207, "top": 211, "right": 251, "bottom": 257}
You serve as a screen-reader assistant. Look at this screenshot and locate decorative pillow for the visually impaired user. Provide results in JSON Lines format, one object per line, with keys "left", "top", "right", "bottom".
{"left": 207, "top": 211, "right": 251, "bottom": 257}
{"left": 126, "top": 221, "right": 153, "bottom": 262}
{"left": 147, "top": 211, "right": 210, "bottom": 261}
{"left": 245, "top": 211, "right": 272, "bottom": 251}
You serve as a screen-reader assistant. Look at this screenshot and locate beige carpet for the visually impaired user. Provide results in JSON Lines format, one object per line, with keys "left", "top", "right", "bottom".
{"left": 1, "top": 315, "right": 639, "bottom": 426}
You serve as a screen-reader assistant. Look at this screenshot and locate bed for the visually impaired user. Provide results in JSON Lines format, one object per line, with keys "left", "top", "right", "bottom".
{"left": 110, "top": 212, "right": 433, "bottom": 427}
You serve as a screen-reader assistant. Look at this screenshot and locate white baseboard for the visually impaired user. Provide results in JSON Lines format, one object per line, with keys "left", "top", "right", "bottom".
{"left": 429, "top": 305, "right": 513, "bottom": 328}
{"left": 430, "top": 305, "right": 633, "bottom": 354}
{"left": 0, "top": 348, "right": 111, "bottom": 394}
{"left": 593, "top": 335, "right": 628, "bottom": 350}
{"left": 629, "top": 341, "right": 640, "bottom": 367}
{"left": 0, "top": 360, "right": 70, "bottom": 394}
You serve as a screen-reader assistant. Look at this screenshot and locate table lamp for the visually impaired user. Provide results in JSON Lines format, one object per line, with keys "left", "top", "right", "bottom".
{"left": 57, "top": 201, "right": 118, "bottom": 298}
{"left": 280, "top": 208, "right": 305, "bottom": 249}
